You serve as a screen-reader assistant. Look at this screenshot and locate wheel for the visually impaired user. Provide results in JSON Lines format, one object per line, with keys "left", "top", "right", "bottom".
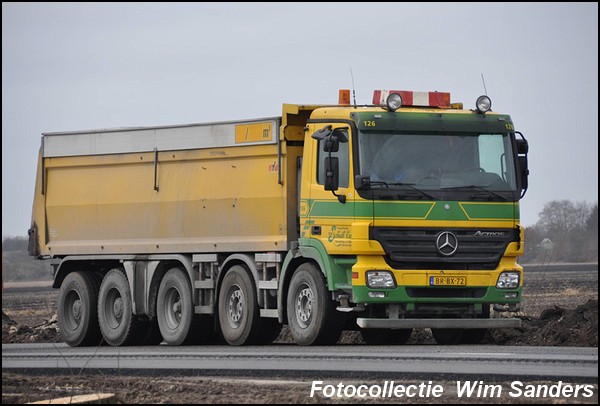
{"left": 286, "top": 262, "right": 343, "bottom": 345}
{"left": 432, "top": 328, "right": 464, "bottom": 345}
{"left": 218, "top": 265, "right": 260, "bottom": 345}
{"left": 58, "top": 272, "right": 102, "bottom": 347}
{"left": 157, "top": 267, "right": 196, "bottom": 346}
{"left": 361, "top": 328, "right": 413, "bottom": 345}
{"left": 98, "top": 268, "right": 141, "bottom": 346}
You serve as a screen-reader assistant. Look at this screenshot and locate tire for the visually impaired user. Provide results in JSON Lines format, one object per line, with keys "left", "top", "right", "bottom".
{"left": 286, "top": 263, "right": 343, "bottom": 346}
{"left": 157, "top": 268, "right": 196, "bottom": 346}
{"left": 58, "top": 272, "right": 102, "bottom": 347}
{"left": 361, "top": 328, "right": 413, "bottom": 345}
{"left": 98, "top": 268, "right": 141, "bottom": 346}
{"left": 432, "top": 328, "right": 464, "bottom": 345}
{"left": 218, "top": 265, "right": 260, "bottom": 346}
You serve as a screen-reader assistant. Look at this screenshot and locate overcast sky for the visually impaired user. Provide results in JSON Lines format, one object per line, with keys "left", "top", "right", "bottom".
{"left": 2, "top": 2, "right": 598, "bottom": 237}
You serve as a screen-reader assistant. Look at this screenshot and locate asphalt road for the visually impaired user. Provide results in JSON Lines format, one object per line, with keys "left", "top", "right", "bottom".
{"left": 2, "top": 344, "right": 597, "bottom": 380}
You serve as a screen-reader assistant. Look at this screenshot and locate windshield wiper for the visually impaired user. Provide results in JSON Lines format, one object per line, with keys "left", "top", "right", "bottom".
{"left": 441, "top": 185, "right": 507, "bottom": 201}
{"left": 370, "top": 181, "right": 436, "bottom": 200}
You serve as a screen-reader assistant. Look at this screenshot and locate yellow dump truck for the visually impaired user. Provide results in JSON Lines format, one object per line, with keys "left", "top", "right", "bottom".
{"left": 29, "top": 89, "right": 529, "bottom": 347}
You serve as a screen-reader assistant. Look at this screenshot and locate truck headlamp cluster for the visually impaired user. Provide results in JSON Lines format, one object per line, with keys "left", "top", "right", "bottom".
{"left": 385, "top": 93, "right": 403, "bottom": 112}
{"left": 366, "top": 271, "right": 396, "bottom": 289}
{"left": 496, "top": 271, "right": 520, "bottom": 289}
{"left": 476, "top": 95, "right": 492, "bottom": 113}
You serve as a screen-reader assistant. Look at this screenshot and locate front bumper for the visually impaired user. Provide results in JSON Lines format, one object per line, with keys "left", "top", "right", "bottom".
{"left": 351, "top": 256, "right": 522, "bottom": 305}
{"left": 356, "top": 317, "right": 522, "bottom": 329}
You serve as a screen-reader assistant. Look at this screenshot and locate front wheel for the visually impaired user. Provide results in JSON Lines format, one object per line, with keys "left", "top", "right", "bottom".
{"left": 286, "top": 263, "right": 342, "bottom": 345}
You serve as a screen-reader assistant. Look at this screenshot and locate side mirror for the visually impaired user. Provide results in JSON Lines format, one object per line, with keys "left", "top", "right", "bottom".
{"left": 515, "top": 132, "right": 529, "bottom": 198}
{"left": 518, "top": 155, "right": 529, "bottom": 197}
{"left": 313, "top": 126, "right": 348, "bottom": 203}
{"left": 355, "top": 174, "right": 371, "bottom": 190}
{"left": 321, "top": 129, "right": 348, "bottom": 153}
{"left": 312, "top": 126, "right": 348, "bottom": 152}
{"left": 324, "top": 157, "right": 339, "bottom": 191}
{"left": 516, "top": 138, "right": 528, "bottom": 154}
{"left": 324, "top": 137, "right": 340, "bottom": 153}
{"left": 311, "top": 125, "right": 332, "bottom": 141}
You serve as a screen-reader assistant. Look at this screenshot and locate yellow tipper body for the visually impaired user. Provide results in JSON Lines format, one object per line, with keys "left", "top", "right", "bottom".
{"left": 30, "top": 113, "right": 306, "bottom": 256}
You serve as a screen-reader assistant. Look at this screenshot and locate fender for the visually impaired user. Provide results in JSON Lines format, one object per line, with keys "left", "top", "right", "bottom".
{"left": 277, "top": 238, "right": 356, "bottom": 323}
{"left": 219, "top": 253, "right": 264, "bottom": 308}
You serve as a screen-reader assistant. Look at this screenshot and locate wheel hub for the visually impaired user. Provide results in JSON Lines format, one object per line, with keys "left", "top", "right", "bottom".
{"left": 113, "top": 298, "right": 123, "bottom": 319}
{"left": 165, "top": 288, "right": 183, "bottom": 329}
{"left": 295, "top": 286, "right": 313, "bottom": 327}
{"left": 227, "top": 288, "right": 244, "bottom": 327}
{"left": 72, "top": 300, "right": 82, "bottom": 320}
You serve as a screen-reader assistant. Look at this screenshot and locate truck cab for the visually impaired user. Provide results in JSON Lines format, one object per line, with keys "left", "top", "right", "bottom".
{"left": 283, "top": 90, "right": 529, "bottom": 345}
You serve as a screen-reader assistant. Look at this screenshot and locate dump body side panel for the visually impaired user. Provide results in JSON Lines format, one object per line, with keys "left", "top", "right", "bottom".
{"left": 31, "top": 118, "right": 295, "bottom": 256}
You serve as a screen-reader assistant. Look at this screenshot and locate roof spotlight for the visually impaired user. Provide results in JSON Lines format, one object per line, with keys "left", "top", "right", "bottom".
{"left": 476, "top": 95, "right": 492, "bottom": 114}
{"left": 386, "top": 93, "right": 403, "bottom": 112}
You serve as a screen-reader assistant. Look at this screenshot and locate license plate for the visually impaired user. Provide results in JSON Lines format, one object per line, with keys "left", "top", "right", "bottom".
{"left": 429, "top": 276, "right": 467, "bottom": 286}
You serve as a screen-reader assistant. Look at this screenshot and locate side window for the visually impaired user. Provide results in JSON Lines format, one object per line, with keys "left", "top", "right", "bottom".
{"left": 316, "top": 130, "right": 349, "bottom": 188}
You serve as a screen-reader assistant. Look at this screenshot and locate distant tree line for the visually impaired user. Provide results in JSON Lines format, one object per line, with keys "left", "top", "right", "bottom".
{"left": 3, "top": 237, "right": 52, "bottom": 282}
{"left": 522, "top": 200, "right": 598, "bottom": 264}
{"left": 2, "top": 199, "right": 598, "bottom": 281}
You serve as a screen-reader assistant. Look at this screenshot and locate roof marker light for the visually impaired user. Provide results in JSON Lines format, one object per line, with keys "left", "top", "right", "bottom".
{"left": 372, "top": 90, "right": 451, "bottom": 108}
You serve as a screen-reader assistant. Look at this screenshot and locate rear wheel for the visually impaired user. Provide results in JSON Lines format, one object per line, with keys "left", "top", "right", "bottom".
{"left": 58, "top": 272, "right": 102, "bottom": 347}
{"left": 218, "top": 265, "right": 260, "bottom": 345}
{"left": 286, "top": 263, "right": 343, "bottom": 345}
{"left": 361, "top": 328, "right": 413, "bottom": 345}
{"left": 157, "top": 268, "right": 196, "bottom": 346}
{"left": 98, "top": 268, "right": 141, "bottom": 346}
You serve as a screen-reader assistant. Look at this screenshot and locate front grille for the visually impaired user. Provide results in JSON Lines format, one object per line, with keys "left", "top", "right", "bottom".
{"left": 372, "top": 227, "right": 518, "bottom": 270}
{"left": 406, "top": 287, "right": 487, "bottom": 299}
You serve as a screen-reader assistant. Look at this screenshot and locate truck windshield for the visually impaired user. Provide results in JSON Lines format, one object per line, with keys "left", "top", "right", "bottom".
{"left": 357, "top": 131, "right": 518, "bottom": 192}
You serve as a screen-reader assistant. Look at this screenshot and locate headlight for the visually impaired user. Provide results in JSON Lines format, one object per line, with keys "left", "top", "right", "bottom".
{"left": 476, "top": 95, "right": 492, "bottom": 113}
{"left": 386, "top": 93, "right": 403, "bottom": 112}
{"left": 496, "top": 271, "right": 520, "bottom": 289}
{"left": 366, "top": 271, "right": 396, "bottom": 289}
